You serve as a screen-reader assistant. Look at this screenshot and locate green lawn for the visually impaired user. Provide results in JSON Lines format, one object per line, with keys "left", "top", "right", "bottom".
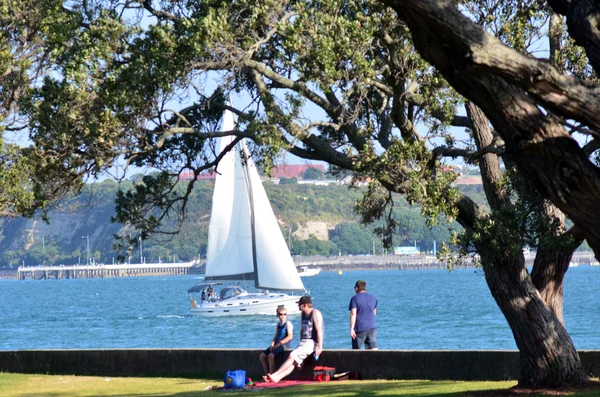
{"left": 2, "top": 373, "right": 600, "bottom": 397}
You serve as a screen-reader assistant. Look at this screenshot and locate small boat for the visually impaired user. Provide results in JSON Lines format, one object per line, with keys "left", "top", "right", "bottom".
{"left": 297, "top": 266, "right": 322, "bottom": 277}
{"left": 188, "top": 107, "right": 305, "bottom": 316}
{"left": 188, "top": 282, "right": 300, "bottom": 315}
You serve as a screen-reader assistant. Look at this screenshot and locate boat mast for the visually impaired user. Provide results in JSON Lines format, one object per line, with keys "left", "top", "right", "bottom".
{"left": 240, "top": 146, "right": 260, "bottom": 289}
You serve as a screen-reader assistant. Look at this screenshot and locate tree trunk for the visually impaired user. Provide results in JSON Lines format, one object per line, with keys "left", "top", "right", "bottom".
{"left": 482, "top": 255, "right": 587, "bottom": 387}
{"left": 530, "top": 247, "right": 571, "bottom": 325}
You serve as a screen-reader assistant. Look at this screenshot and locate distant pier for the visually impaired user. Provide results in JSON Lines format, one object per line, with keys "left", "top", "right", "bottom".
{"left": 16, "top": 262, "right": 197, "bottom": 280}
{"left": 295, "top": 254, "right": 453, "bottom": 271}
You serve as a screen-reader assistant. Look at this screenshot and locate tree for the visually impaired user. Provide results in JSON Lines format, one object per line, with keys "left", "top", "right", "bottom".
{"left": 377, "top": 0, "right": 598, "bottom": 387}
{"left": 4, "top": 0, "right": 599, "bottom": 388}
{"left": 302, "top": 167, "right": 325, "bottom": 180}
{"left": 329, "top": 222, "right": 374, "bottom": 255}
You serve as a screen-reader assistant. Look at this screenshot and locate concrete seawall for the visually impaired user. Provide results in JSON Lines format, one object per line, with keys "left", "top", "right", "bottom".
{"left": 3, "top": 349, "right": 600, "bottom": 381}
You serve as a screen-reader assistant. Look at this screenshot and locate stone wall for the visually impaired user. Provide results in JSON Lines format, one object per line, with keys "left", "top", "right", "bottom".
{"left": 2, "top": 349, "right": 600, "bottom": 381}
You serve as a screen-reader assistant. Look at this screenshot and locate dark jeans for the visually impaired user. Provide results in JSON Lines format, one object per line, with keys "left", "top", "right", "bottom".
{"left": 352, "top": 328, "right": 377, "bottom": 349}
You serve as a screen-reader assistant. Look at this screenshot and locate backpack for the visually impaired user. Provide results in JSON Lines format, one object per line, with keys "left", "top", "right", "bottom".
{"left": 223, "top": 369, "right": 246, "bottom": 389}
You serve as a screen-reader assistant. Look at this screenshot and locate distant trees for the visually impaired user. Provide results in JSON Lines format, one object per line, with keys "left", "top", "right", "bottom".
{"left": 302, "top": 167, "right": 325, "bottom": 180}
{"left": 278, "top": 177, "right": 298, "bottom": 185}
{"left": 329, "top": 223, "right": 374, "bottom": 255}
{"left": 291, "top": 236, "right": 333, "bottom": 256}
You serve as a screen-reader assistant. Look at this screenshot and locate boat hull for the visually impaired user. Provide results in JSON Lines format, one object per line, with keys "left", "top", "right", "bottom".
{"left": 298, "top": 267, "right": 321, "bottom": 277}
{"left": 190, "top": 293, "right": 300, "bottom": 316}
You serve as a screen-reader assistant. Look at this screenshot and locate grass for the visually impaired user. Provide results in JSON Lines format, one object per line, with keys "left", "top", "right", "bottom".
{"left": 2, "top": 373, "right": 600, "bottom": 397}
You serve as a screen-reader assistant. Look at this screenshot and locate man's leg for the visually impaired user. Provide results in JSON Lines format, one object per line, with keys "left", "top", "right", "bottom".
{"left": 364, "top": 328, "right": 378, "bottom": 350}
{"left": 354, "top": 330, "right": 366, "bottom": 349}
{"left": 266, "top": 342, "right": 312, "bottom": 383}
{"left": 264, "top": 356, "right": 296, "bottom": 383}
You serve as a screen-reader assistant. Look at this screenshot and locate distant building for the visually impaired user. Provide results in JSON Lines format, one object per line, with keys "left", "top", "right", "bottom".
{"left": 178, "top": 170, "right": 216, "bottom": 181}
{"left": 271, "top": 164, "right": 325, "bottom": 179}
{"left": 453, "top": 175, "right": 483, "bottom": 185}
{"left": 297, "top": 180, "right": 340, "bottom": 186}
{"left": 339, "top": 175, "right": 371, "bottom": 187}
{"left": 179, "top": 164, "right": 325, "bottom": 181}
{"left": 394, "top": 246, "right": 420, "bottom": 255}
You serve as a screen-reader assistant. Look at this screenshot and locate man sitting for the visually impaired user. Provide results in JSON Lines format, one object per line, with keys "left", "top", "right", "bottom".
{"left": 263, "top": 296, "right": 323, "bottom": 383}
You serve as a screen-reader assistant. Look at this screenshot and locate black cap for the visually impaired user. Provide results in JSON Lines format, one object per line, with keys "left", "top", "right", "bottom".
{"left": 296, "top": 296, "right": 312, "bottom": 305}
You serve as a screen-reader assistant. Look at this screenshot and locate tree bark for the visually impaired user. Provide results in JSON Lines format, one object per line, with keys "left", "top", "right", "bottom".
{"left": 482, "top": 254, "right": 587, "bottom": 387}
{"left": 530, "top": 246, "right": 571, "bottom": 325}
{"left": 531, "top": 218, "right": 584, "bottom": 325}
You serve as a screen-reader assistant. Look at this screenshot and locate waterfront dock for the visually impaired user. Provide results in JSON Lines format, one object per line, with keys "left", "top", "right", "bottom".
{"left": 10, "top": 252, "right": 598, "bottom": 280}
{"left": 16, "top": 262, "right": 197, "bottom": 280}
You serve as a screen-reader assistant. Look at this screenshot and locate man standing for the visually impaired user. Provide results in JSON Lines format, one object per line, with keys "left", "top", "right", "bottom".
{"left": 264, "top": 296, "right": 323, "bottom": 383}
{"left": 349, "top": 280, "right": 378, "bottom": 350}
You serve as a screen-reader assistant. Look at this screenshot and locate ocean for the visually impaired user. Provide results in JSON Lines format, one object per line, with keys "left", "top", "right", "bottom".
{"left": 1, "top": 267, "right": 599, "bottom": 351}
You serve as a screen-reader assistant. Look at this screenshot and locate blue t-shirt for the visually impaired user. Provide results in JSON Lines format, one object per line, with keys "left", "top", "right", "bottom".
{"left": 275, "top": 321, "right": 290, "bottom": 347}
{"left": 349, "top": 292, "right": 378, "bottom": 332}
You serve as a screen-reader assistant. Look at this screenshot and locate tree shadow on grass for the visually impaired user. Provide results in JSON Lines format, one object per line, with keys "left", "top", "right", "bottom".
{"left": 17, "top": 379, "right": 600, "bottom": 397}
{"left": 10, "top": 380, "right": 510, "bottom": 397}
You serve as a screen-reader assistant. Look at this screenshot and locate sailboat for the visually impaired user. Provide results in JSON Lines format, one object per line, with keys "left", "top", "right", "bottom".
{"left": 188, "top": 108, "right": 305, "bottom": 316}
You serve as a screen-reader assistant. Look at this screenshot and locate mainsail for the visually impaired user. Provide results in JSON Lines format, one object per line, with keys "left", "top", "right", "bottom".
{"left": 205, "top": 110, "right": 236, "bottom": 264}
{"left": 205, "top": 110, "right": 304, "bottom": 292}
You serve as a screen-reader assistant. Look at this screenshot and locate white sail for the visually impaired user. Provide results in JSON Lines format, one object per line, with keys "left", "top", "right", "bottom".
{"left": 206, "top": 110, "right": 236, "bottom": 264}
{"left": 205, "top": 110, "right": 304, "bottom": 292}
{"left": 241, "top": 142, "right": 304, "bottom": 291}
{"left": 205, "top": 143, "right": 254, "bottom": 280}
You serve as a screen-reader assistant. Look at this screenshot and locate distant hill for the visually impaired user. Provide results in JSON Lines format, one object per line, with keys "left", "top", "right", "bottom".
{"left": 0, "top": 179, "right": 471, "bottom": 267}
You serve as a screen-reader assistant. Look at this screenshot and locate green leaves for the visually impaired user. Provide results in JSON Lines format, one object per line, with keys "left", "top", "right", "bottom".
{"left": 0, "top": 141, "right": 35, "bottom": 216}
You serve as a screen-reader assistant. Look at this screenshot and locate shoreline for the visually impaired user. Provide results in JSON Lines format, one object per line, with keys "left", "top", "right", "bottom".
{"left": 0, "top": 260, "right": 460, "bottom": 280}
{"left": 2, "top": 251, "right": 595, "bottom": 280}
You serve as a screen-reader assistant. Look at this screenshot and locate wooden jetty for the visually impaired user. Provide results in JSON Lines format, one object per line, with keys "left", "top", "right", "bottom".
{"left": 16, "top": 262, "right": 197, "bottom": 280}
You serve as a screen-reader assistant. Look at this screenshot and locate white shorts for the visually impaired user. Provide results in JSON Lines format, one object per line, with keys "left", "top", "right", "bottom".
{"left": 289, "top": 339, "right": 316, "bottom": 366}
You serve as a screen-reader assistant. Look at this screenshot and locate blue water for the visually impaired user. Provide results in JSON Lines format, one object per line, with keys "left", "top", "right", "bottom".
{"left": 1, "top": 267, "right": 599, "bottom": 351}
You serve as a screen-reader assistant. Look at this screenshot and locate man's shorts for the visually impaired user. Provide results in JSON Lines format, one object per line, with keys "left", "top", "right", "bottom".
{"left": 289, "top": 339, "right": 316, "bottom": 366}
{"left": 262, "top": 344, "right": 288, "bottom": 357}
{"left": 352, "top": 328, "right": 377, "bottom": 349}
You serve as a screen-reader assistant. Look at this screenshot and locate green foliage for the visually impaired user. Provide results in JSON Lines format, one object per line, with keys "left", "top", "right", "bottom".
{"left": 292, "top": 236, "right": 334, "bottom": 256}
{"left": 302, "top": 167, "right": 325, "bottom": 180}
{"left": 329, "top": 223, "right": 375, "bottom": 255}
{"left": 0, "top": 141, "right": 35, "bottom": 215}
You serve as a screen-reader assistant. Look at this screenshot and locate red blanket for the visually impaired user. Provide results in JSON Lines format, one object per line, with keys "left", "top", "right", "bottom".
{"left": 252, "top": 380, "right": 317, "bottom": 388}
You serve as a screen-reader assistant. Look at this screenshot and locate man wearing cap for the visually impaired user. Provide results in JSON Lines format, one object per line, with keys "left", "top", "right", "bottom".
{"left": 263, "top": 295, "right": 323, "bottom": 383}
{"left": 349, "top": 280, "right": 378, "bottom": 350}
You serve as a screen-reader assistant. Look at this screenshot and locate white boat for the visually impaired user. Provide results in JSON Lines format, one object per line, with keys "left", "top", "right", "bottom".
{"left": 189, "top": 108, "right": 305, "bottom": 316}
{"left": 298, "top": 266, "right": 321, "bottom": 277}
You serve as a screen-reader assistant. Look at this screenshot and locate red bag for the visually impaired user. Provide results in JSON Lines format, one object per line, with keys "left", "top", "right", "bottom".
{"left": 313, "top": 366, "right": 336, "bottom": 381}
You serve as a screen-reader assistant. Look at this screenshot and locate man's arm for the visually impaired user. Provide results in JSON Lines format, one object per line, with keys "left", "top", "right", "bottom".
{"left": 350, "top": 308, "right": 357, "bottom": 339}
{"left": 314, "top": 310, "right": 324, "bottom": 356}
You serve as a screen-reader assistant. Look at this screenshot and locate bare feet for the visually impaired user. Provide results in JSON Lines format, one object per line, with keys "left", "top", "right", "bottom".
{"left": 262, "top": 375, "right": 271, "bottom": 383}
{"left": 267, "top": 374, "right": 279, "bottom": 383}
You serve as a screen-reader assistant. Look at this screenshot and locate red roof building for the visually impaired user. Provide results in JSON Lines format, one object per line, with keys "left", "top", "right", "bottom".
{"left": 270, "top": 164, "right": 325, "bottom": 179}
{"left": 179, "top": 164, "right": 325, "bottom": 181}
